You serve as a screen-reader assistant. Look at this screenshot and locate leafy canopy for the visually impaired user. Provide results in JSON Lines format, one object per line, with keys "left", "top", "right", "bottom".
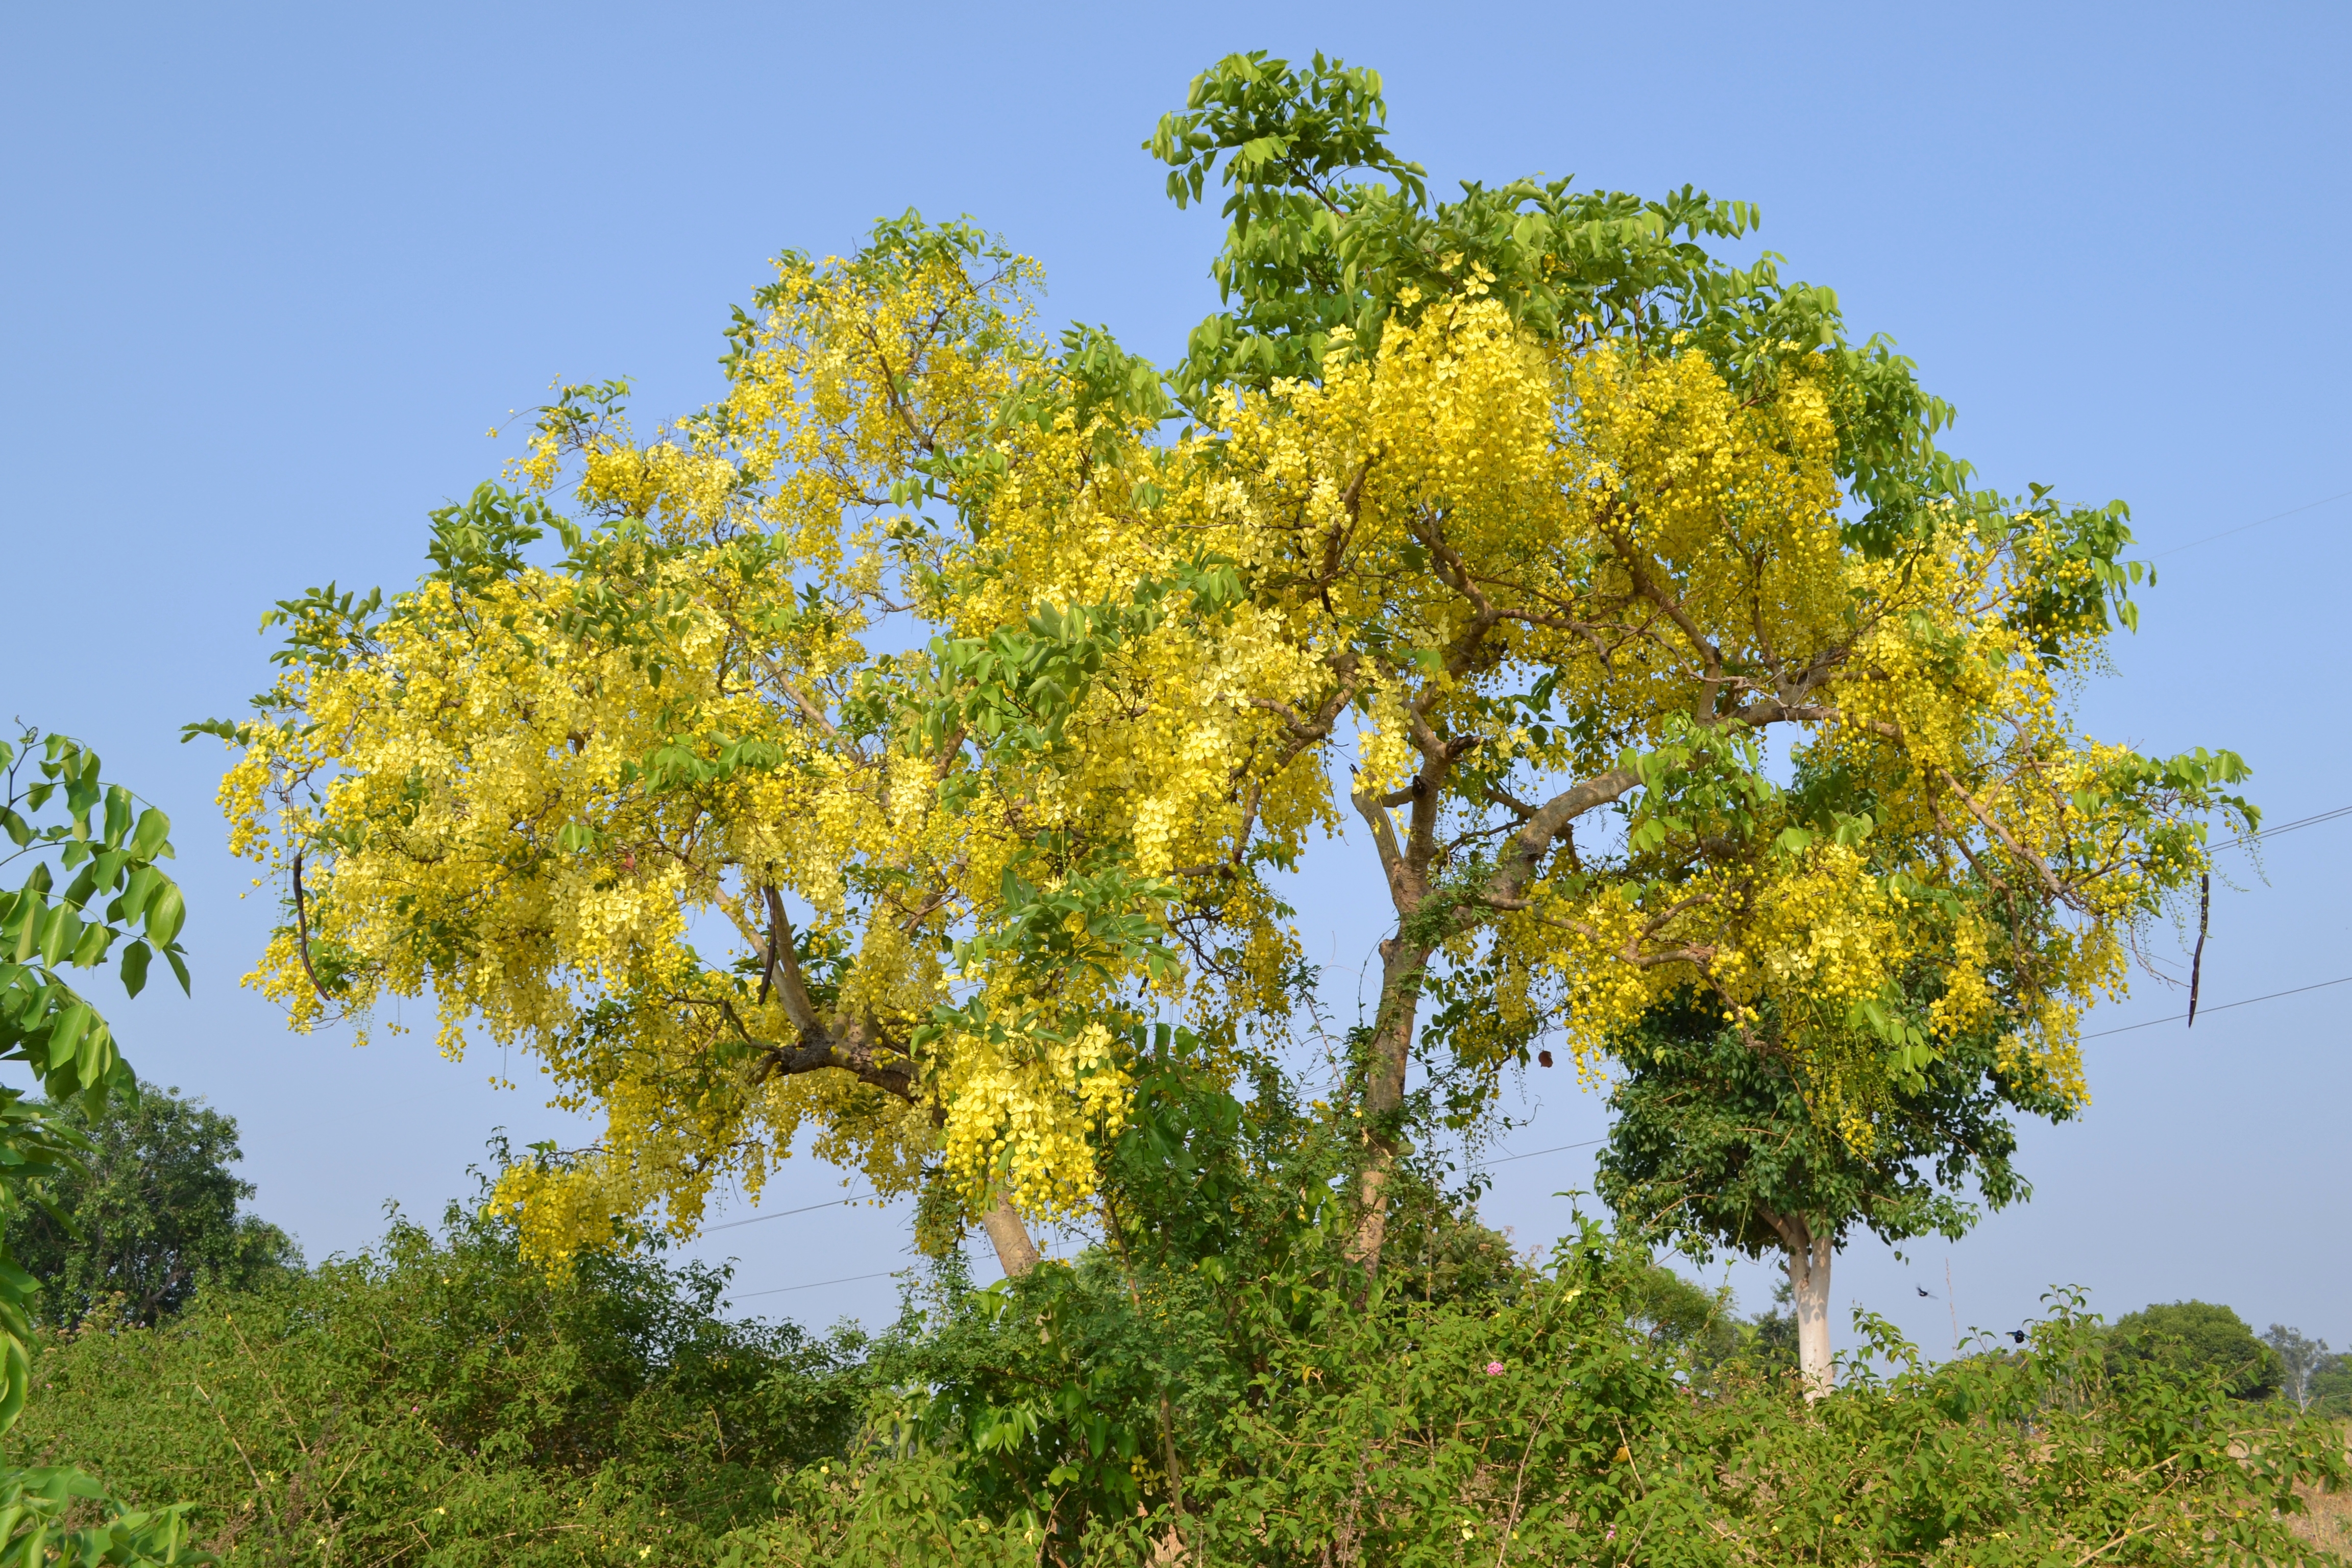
{"left": 6, "top": 1085, "right": 298, "bottom": 1331}
{"left": 1595, "top": 988, "right": 2076, "bottom": 1266}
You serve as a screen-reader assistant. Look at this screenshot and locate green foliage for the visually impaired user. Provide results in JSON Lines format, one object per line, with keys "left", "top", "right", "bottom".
{"left": 1595, "top": 991, "right": 2072, "bottom": 1264}
{"left": 1143, "top": 52, "right": 2024, "bottom": 560}
{"left": 0, "top": 728, "right": 205, "bottom": 1563}
{"left": 1654, "top": 1296, "right": 2347, "bottom": 1567}
{"left": 2109, "top": 1301, "right": 2283, "bottom": 1403}
{"left": 6, "top": 1087, "right": 297, "bottom": 1331}
{"left": 1622, "top": 1263, "right": 1736, "bottom": 1369}
{"left": 0, "top": 1468, "right": 200, "bottom": 1567}
{"left": 9, "top": 1185, "right": 866, "bottom": 1565}
{"left": 721, "top": 1054, "right": 2349, "bottom": 1566}
{"left": 2307, "top": 1354, "right": 2352, "bottom": 1420}
{"left": 728, "top": 1245, "right": 2350, "bottom": 1567}
{"left": 0, "top": 730, "right": 189, "bottom": 1112}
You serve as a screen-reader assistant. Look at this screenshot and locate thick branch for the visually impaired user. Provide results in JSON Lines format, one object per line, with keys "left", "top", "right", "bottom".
{"left": 1350, "top": 782, "right": 1414, "bottom": 908}
{"left": 760, "top": 884, "right": 825, "bottom": 1037}
{"left": 1486, "top": 766, "right": 1641, "bottom": 906}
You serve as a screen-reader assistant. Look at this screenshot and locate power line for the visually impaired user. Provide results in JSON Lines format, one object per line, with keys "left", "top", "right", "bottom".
{"left": 731, "top": 1269, "right": 900, "bottom": 1300}
{"left": 2209, "top": 803, "right": 2352, "bottom": 853}
{"left": 2083, "top": 974, "right": 2352, "bottom": 1039}
{"left": 2150, "top": 489, "right": 2352, "bottom": 558}
{"left": 706, "top": 1191, "right": 885, "bottom": 1232}
{"left": 714, "top": 976, "right": 2332, "bottom": 1295}
{"left": 1482, "top": 1136, "right": 1604, "bottom": 1167}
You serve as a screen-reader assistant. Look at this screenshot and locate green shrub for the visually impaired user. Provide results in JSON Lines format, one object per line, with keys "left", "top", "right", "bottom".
{"left": 8, "top": 1198, "right": 865, "bottom": 1565}
{"left": 715, "top": 1055, "right": 2352, "bottom": 1565}
{"left": 724, "top": 1250, "right": 2351, "bottom": 1568}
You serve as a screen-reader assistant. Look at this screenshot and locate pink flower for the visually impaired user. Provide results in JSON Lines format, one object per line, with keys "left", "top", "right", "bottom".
{"left": 1485, "top": 1361, "right": 1505, "bottom": 1375}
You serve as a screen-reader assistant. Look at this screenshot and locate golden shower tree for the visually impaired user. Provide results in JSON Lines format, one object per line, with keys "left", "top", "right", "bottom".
{"left": 207, "top": 57, "right": 2248, "bottom": 1288}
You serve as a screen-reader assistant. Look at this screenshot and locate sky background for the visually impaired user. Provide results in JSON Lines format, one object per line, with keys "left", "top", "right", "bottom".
{"left": 4, "top": 1, "right": 2345, "bottom": 1358}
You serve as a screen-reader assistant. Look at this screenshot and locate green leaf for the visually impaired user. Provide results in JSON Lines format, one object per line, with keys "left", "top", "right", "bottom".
{"left": 45, "top": 1002, "right": 90, "bottom": 1070}
{"left": 75, "top": 1018, "right": 109, "bottom": 1089}
{"left": 67, "top": 921, "right": 109, "bottom": 969}
{"left": 112, "top": 866, "right": 158, "bottom": 924}
{"left": 164, "top": 948, "right": 191, "bottom": 996}
{"left": 144, "top": 883, "right": 185, "bottom": 948}
{"left": 119, "top": 941, "right": 151, "bottom": 1000}
{"left": 101, "top": 786, "right": 133, "bottom": 850}
{"left": 128, "top": 807, "right": 169, "bottom": 863}
{"left": 36, "top": 906, "right": 78, "bottom": 969}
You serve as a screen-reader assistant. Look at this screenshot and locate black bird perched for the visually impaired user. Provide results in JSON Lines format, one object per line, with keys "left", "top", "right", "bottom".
{"left": 2008, "top": 1330, "right": 2027, "bottom": 1344}
{"left": 1916, "top": 1286, "right": 1933, "bottom": 1298}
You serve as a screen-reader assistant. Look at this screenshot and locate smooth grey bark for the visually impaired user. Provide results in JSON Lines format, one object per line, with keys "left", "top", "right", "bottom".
{"left": 1787, "top": 1230, "right": 1835, "bottom": 1399}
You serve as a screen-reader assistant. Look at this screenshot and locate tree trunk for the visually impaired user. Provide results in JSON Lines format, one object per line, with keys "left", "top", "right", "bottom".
{"left": 979, "top": 1190, "right": 1041, "bottom": 1278}
{"left": 1346, "top": 936, "right": 1428, "bottom": 1272}
{"left": 1787, "top": 1231, "right": 1834, "bottom": 1399}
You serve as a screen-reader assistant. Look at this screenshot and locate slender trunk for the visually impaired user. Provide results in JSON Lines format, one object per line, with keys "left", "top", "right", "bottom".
{"left": 1346, "top": 935, "right": 1428, "bottom": 1272}
{"left": 1788, "top": 1231, "right": 1834, "bottom": 1399}
{"left": 980, "top": 1191, "right": 1040, "bottom": 1278}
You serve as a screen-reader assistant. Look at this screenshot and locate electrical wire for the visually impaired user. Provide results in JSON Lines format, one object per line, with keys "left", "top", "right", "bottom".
{"left": 731, "top": 1269, "right": 899, "bottom": 1300}
{"left": 2208, "top": 803, "right": 2352, "bottom": 853}
{"left": 711, "top": 953, "right": 2352, "bottom": 1284}
{"left": 704, "top": 1192, "right": 884, "bottom": 1231}
{"left": 2149, "top": 489, "right": 2352, "bottom": 558}
{"left": 1481, "top": 1136, "right": 1604, "bottom": 1167}
{"left": 2082, "top": 974, "right": 2352, "bottom": 1038}
{"left": 709, "top": 964, "right": 2344, "bottom": 1297}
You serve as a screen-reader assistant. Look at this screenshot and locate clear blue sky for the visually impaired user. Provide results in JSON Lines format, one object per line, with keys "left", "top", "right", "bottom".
{"left": 5, "top": 1, "right": 2345, "bottom": 1355}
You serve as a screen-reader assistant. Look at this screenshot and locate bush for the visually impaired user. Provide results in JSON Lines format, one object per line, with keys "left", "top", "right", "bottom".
{"left": 8, "top": 1197, "right": 866, "bottom": 1565}
{"left": 724, "top": 1244, "right": 2352, "bottom": 1568}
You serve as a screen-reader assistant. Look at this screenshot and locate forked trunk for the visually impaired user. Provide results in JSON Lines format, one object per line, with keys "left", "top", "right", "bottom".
{"left": 1346, "top": 936, "right": 1428, "bottom": 1272}
{"left": 1787, "top": 1231, "right": 1834, "bottom": 1399}
{"left": 981, "top": 1190, "right": 1041, "bottom": 1278}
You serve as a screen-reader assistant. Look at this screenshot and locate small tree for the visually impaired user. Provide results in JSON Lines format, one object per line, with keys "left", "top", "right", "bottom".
{"left": 2110, "top": 1301, "right": 2281, "bottom": 1402}
{"left": 2262, "top": 1324, "right": 2332, "bottom": 1413}
{"left": 7, "top": 1085, "right": 298, "bottom": 1328}
{"left": 1596, "top": 990, "right": 2071, "bottom": 1393}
